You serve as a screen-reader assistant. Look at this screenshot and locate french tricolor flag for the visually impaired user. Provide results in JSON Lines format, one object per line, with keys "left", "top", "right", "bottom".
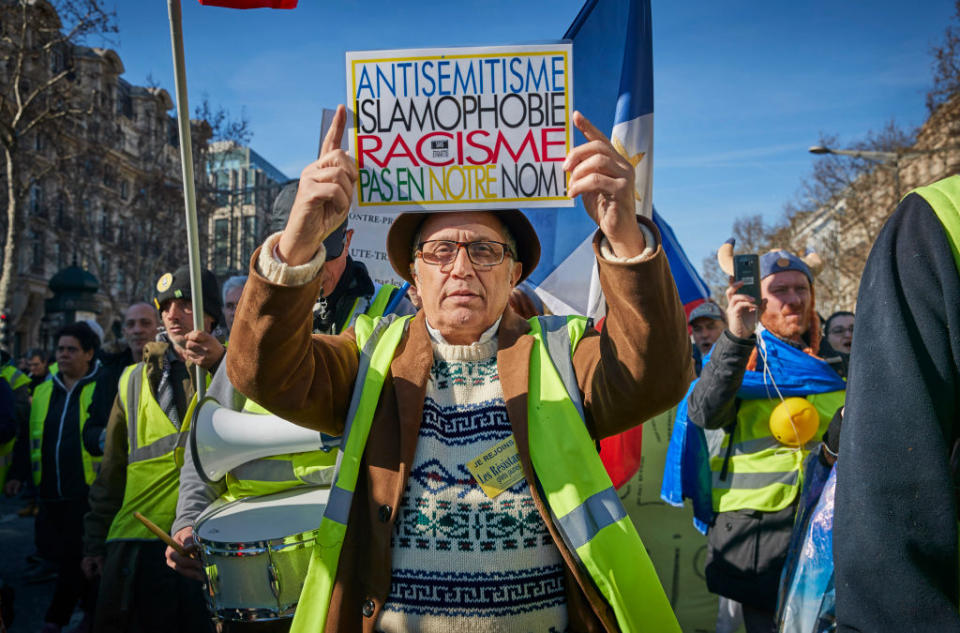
{"left": 524, "top": 0, "right": 709, "bottom": 486}
{"left": 526, "top": 0, "right": 708, "bottom": 318}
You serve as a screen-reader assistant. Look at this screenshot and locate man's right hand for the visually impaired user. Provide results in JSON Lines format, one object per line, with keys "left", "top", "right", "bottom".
{"left": 4, "top": 479, "right": 21, "bottom": 497}
{"left": 277, "top": 104, "right": 357, "bottom": 266}
{"left": 165, "top": 526, "right": 205, "bottom": 582}
{"left": 725, "top": 279, "right": 762, "bottom": 339}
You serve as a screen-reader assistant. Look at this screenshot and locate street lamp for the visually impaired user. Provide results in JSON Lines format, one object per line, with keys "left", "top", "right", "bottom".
{"left": 808, "top": 144, "right": 909, "bottom": 197}
{"left": 808, "top": 145, "right": 901, "bottom": 162}
{"left": 808, "top": 144, "right": 958, "bottom": 198}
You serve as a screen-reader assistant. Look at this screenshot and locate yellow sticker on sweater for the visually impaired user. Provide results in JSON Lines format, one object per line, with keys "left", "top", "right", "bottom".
{"left": 466, "top": 435, "right": 524, "bottom": 498}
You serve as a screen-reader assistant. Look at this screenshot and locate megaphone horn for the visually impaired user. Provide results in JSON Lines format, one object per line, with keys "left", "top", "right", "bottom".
{"left": 192, "top": 397, "right": 333, "bottom": 482}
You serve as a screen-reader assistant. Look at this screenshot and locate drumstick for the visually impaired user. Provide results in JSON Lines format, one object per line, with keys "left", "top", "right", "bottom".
{"left": 133, "top": 511, "right": 188, "bottom": 557}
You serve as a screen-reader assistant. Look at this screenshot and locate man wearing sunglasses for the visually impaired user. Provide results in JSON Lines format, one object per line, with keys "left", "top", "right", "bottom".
{"left": 224, "top": 104, "right": 692, "bottom": 633}
{"left": 273, "top": 182, "right": 417, "bottom": 336}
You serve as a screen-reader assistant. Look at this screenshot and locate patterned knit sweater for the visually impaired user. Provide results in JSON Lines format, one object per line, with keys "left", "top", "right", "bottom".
{"left": 376, "top": 329, "right": 568, "bottom": 633}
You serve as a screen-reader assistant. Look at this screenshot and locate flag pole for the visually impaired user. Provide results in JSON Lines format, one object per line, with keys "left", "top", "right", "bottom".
{"left": 167, "top": 0, "right": 206, "bottom": 399}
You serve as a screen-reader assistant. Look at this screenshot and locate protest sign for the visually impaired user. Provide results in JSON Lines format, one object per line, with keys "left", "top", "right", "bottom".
{"left": 345, "top": 43, "right": 574, "bottom": 212}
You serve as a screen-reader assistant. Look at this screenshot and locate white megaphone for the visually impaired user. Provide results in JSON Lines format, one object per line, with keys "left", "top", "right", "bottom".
{"left": 192, "top": 396, "right": 340, "bottom": 483}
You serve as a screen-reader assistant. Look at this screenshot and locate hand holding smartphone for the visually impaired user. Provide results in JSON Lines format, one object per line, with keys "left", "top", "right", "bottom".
{"left": 733, "top": 254, "right": 761, "bottom": 305}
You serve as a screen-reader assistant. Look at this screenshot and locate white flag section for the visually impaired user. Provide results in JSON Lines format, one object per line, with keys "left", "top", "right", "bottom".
{"left": 585, "top": 109, "right": 655, "bottom": 317}
{"left": 535, "top": 231, "right": 595, "bottom": 315}
{"left": 612, "top": 111, "right": 654, "bottom": 219}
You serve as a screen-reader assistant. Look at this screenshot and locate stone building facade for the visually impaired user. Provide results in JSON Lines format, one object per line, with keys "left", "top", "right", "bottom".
{"left": 0, "top": 1, "right": 207, "bottom": 354}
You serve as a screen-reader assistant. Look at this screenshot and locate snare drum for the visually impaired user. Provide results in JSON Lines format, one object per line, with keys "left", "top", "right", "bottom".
{"left": 194, "top": 485, "right": 330, "bottom": 622}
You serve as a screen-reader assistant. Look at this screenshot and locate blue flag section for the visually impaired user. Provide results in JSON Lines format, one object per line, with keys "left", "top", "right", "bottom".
{"left": 523, "top": 0, "right": 708, "bottom": 315}
{"left": 652, "top": 209, "right": 711, "bottom": 307}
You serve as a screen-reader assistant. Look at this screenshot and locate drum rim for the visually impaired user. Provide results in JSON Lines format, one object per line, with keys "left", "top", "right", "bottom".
{"left": 212, "top": 604, "right": 297, "bottom": 622}
{"left": 194, "top": 485, "right": 328, "bottom": 554}
{"left": 196, "top": 530, "right": 319, "bottom": 556}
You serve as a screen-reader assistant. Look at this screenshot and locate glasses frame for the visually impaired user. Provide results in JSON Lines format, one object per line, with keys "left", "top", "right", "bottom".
{"left": 828, "top": 325, "right": 854, "bottom": 335}
{"left": 416, "top": 239, "right": 516, "bottom": 269}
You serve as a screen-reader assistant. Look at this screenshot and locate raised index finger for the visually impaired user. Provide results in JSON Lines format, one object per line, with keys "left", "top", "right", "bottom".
{"left": 573, "top": 110, "right": 611, "bottom": 144}
{"left": 320, "top": 104, "right": 347, "bottom": 157}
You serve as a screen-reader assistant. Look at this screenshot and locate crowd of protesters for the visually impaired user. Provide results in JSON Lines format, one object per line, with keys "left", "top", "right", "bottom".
{"left": 0, "top": 107, "right": 957, "bottom": 633}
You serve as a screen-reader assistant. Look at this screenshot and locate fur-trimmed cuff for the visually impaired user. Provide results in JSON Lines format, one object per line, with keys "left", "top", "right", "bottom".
{"left": 599, "top": 222, "right": 656, "bottom": 263}
{"left": 255, "top": 232, "right": 327, "bottom": 286}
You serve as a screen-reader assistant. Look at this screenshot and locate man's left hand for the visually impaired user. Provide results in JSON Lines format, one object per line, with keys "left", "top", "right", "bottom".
{"left": 563, "top": 111, "right": 645, "bottom": 258}
{"left": 181, "top": 331, "right": 225, "bottom": 371}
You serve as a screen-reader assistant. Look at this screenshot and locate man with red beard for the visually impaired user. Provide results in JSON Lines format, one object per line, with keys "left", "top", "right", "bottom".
{"left": 683, "top": 248, "right": 845, "bottom": 633}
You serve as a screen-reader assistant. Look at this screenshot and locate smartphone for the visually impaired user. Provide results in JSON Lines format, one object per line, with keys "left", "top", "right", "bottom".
{"left": 733, "top": 254, "right": 761, "bottom": 305}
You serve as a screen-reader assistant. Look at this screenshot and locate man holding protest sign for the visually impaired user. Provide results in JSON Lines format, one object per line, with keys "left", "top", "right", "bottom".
{"left": 227, "top": 89, "right": 690, "bottom": 633}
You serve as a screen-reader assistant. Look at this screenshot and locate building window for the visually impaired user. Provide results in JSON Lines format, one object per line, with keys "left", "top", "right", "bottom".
{"left": 214, "top": 218, "right": 230, "bottom": 275}
{"left": 100, "top": 207, "right": 111, "bottom": 240}
{"left": 28, "top": 184, "right": 42, "bottom": 215}
{"left": 31, "top": 230, "right": 43, "bottom": 272}
{"left": 241, "top": 215, "right": 258, "bottom": 267}
{"left": 50, "top": 48, "right": 64, "bottom": 74}
{"left": 120, "top": 180, "right": 129, "bottom": 200}
{"left": 103, "top": 165, "right": 116, "bottom": 190}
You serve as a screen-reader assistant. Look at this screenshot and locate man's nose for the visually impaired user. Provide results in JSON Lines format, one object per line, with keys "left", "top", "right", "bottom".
{"left": 784, "top": 291, "right": 803, "bottom": 307}
{"left": 449, "top": 245, "right": 475, "bottom": 277}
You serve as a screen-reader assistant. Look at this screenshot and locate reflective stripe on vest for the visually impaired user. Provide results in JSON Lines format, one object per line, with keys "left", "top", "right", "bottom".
{"left": 709, "top": 390, "right": 845, "bottom": 513}
{"left": 28, "top": 378, "right": 100, "bottom": 487}
{"left": 1, "top": 365, "right": 31, "bottom": 391}
{"left": 106, "top": 363, "right": 189, "bottom": 541}
{"left": 290, "top": 314, "right": 680, "bottom": 633}
{"left": 528, "top": 315, "right": 679, "bottom": 633}
{"left": 220, "top": 286, "right": 397, "bottom": 501}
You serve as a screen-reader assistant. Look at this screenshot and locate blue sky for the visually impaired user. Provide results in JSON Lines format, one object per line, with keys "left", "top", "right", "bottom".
{"left": 111, "top": 0, "right": 954, "bottom": 272}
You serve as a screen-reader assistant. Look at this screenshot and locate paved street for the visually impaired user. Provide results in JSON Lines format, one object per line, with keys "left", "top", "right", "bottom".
{"left": 0, "top": 494, "right": 80, "bottom": 633}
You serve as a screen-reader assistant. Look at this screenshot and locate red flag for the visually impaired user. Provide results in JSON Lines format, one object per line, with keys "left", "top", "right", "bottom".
{"left": 599, "top": 426, "right": 644, "bottom": 489}
{"left": 198, "top": 0, "right": 297, "bottom": 8}
{"left": 592, "top": 317, "right": 644, "bottom": 488}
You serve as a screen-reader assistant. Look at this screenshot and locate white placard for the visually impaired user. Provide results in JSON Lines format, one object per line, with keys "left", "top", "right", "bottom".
{"left": 345, "top": 43, "right": 574, "bottom": 212}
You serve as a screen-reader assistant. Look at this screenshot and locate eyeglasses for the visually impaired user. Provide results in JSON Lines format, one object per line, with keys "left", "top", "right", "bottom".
{"left": 416, "top": 240, "right": 515, "bottom": 268}
{"left": 828, "top": 325, "right": 854, "bottom": 335}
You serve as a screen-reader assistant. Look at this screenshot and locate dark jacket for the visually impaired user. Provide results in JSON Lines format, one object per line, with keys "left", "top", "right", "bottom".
{"left": 82, "top": 345, "right": 135, "bottom": 456}
{"left": 817, "top": 339, "right": 849, "bottom": 379}
{"left": 835, "top": 193, "right": 960, "bottom": 632}
{"left": 10, "top": 362, "right": 101, "bottom": 500}
{"left": 227, "top": 222, "right": 692, "bottom": 633}
{"left": 314, "top": 257, "right": 415, "bottom": 335}
{"left": 0, "top": 379, "right": 15, "bottom": 445}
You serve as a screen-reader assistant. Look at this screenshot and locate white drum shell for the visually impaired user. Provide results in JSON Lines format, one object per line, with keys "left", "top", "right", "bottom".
{"left": 194, "top": 486, "right": 330, "bottom": 622}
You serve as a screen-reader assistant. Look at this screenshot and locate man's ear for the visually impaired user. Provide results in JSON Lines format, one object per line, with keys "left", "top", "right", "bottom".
{"left": 409, "top": 263, "right": 418, "bottom": 285}
{"left": 511, "top": 261, "right": 522, "bottom": 287}
{"left": 343, "top": 229, "right": 354, "bottom": 250}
